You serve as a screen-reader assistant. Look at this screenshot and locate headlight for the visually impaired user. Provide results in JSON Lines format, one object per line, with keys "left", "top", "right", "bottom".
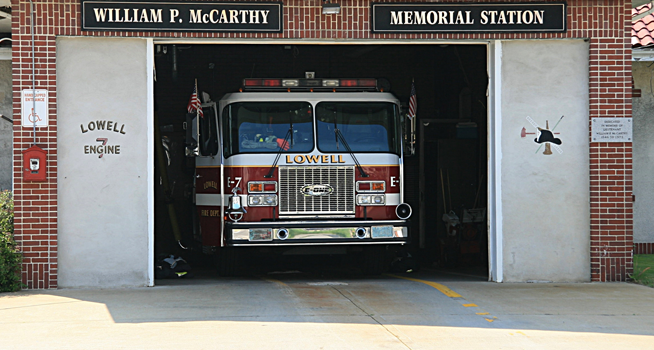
{"left": 248, "top": 194, "right": 278, "bottom": 206}
{"left": 250, "top": 196, "right": 262, "bottom": 205}
{"left": 356, "top": 194, "right": 385, "bottom": 206}
{"left": 263, "top": 195, "right": 276, "bottom": 205}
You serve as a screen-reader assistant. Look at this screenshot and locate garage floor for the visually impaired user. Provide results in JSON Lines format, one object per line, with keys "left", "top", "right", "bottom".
{"left": 2, "top": 270, "right": 653, "bottom": 349}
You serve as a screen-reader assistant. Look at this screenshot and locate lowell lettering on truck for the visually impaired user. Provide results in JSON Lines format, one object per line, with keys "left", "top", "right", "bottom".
{"left": 187, "top": 74, "right": 414, "bottom": 275}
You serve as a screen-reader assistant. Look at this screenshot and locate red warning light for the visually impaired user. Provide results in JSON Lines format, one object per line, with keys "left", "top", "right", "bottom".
{"left": 263, "top": 79, "right": 282, "bottom": 87}
{"left": 244, "top": 79, "right": 262, "bottom": 86}
{"left": 340, "top": 79, "right": 357, "bottom": 87}
{"left": 358, "top": 79, "right": 377, "bottom": 87}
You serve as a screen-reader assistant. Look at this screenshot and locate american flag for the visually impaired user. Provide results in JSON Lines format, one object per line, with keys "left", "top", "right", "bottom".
{"left": 408, "top": 80, "right": 417, "bottom": 119}
{"left": 187, "top": 80, "right": 203, "bottom": 118}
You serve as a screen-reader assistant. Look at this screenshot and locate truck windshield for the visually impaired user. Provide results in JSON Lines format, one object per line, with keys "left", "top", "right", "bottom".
{"left": 316, "top": 102, "right": 399, "bottom": 153}
{"left": 223, "top": 102, "right": 314, "bottom": 157}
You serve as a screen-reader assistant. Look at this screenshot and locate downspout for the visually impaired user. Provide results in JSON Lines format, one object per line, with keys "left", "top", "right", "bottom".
{"left": 29, "top": 0, "right": 36, "bottom": 145}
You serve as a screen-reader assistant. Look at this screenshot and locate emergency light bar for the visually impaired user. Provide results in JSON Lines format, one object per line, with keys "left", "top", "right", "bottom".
{"left": 242, "top": 78, "right": 381, "bottom": 92}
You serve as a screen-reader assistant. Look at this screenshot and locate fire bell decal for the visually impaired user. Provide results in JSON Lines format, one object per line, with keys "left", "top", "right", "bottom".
{"left": 521, "top": 116, "right": 564, "bottom": 155}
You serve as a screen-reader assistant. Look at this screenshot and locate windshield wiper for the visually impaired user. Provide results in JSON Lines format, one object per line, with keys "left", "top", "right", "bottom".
{"left": 334, "top": 127, "right": 369, "bottom": 178}
{"left": 264, "top": 127, "right": 292, "bottom": 178}
{"left": 333, "top": 116, "right": 339, "bottom": 150}
{"left": 290, "top": 112, "right": 294, "bottom": 148}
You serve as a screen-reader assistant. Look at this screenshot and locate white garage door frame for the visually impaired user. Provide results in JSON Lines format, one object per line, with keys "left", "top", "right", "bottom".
{"left": 147, "top": 38, "right": 155, "bottom": 286}
{"left": 147, "top": 39, "right": 503, "bottom": 282}
{"left": 487, "top": 41, "right": 503, "bottom": 282}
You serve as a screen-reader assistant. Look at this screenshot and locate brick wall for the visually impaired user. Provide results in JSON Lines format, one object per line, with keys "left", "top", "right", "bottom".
{"left": 12, "top": 0, "right": 59, "bottom": 289}
{"left": 634, "top": 243, "right": 654, "bottom": 254}
{"left": 12, "top": 0, "right": 633, "bottom": 288}
{"left": 588, "top": 23, "right": 634, "bottom": 282}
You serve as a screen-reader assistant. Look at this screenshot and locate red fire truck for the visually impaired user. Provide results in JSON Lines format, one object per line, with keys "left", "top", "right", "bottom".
{"left": 187, "top": 76, "right": 413, "bottom": 275}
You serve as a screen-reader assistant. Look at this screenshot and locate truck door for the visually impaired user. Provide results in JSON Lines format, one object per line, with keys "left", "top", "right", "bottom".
{"left": 186, "top": 101, "right": 226, "bottom": 246}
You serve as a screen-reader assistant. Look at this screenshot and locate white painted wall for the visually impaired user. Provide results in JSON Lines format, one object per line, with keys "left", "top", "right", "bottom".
{"left": 500, "top": 40, "right": 590, "bottom": 282}
{"left": 57, "top": 37, "right": 151, "bottom": 287}
{"left": 0, "top": 48, "right": 12, "bottom": 191}
{"left": 632, "top": 61, "right": 654, "bottom": 244}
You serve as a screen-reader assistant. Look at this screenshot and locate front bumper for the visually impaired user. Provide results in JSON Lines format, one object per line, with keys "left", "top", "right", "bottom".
{"left": 225, "top": 220, "right": 409, "bottom": 246}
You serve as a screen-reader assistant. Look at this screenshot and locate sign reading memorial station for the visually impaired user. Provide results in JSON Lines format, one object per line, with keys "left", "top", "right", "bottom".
{"left": 372, "top": 3, "right": 566, "bottom": 33}
{"left": 81, "top": 1, "right": 283, "bottom": 32}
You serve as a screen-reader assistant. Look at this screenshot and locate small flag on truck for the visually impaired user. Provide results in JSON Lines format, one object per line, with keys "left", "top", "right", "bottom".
{"left": 408, "top": 79, "right": 416, "bottom": 120}
{"left": 187, "top": 79, "right": 203, "bottom": 118}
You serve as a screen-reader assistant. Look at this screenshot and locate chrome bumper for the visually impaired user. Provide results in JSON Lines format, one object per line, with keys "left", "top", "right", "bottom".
{"left": 225, "top": 220, "right": 409, "bottom": 246}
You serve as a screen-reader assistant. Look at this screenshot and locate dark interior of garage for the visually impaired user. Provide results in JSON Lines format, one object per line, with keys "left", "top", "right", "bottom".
{"left": 153, "top": 43, "right": 489, "bottom": 278}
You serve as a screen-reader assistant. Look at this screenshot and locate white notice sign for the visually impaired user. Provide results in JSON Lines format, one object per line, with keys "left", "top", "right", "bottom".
{"left": 591, "top": 118, "right": 632, "bottom": 142}
{"left": 21, "top": 89, "right": 48, "bottom": 128}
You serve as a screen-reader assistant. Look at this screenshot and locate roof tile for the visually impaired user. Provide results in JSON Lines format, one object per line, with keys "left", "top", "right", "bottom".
{"left": 632, "top": 4, "right": 654, "bottom": 48}
{"left": 634, "top": 3, "right": 653, "bottom": 16}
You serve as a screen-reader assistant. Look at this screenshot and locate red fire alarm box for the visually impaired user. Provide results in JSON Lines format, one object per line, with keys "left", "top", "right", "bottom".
{"left": 22, "top": 145, "right": 47, "bottom": 182}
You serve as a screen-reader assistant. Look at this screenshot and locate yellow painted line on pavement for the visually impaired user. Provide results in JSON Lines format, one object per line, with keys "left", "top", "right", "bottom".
{"left": 263, "top": 277, "right": 288, "bottom": 287}
{"left": 387, "top": 274, "right": 500, "bottom": 323}
{"left": 386, "top": 274, "right": 462, "bottom": 298}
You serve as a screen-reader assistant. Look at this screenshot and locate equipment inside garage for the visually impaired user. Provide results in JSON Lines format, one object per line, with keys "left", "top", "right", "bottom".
{"left": 152, "top": 43, "right": 489, "bottom": 276}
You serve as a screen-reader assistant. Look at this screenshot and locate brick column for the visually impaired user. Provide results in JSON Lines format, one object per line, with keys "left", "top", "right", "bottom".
{"left": 588, "top": 33, "right": 634, "bottom": 281}
{"left": 12, "top": 0, "right": 58, "bottom": 289}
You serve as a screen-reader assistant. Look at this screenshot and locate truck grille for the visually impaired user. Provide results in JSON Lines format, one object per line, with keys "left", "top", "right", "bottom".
{"left": 279, "top": 166, "right": 355, "bottom": 215}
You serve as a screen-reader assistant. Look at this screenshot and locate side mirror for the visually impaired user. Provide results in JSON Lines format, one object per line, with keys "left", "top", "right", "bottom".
{"left": 185, "top": 112, "right": 199, "bottom": 157}
{"left": 404, "top": 115, "right": 416, "bottom": 157}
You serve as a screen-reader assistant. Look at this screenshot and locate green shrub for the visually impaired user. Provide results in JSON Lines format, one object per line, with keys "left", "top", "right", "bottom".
{"left": 0, "top": 190, "right": 22, "bottom": 292}
{"left": 632, "top": 254, "right": 654, "bottom": 288}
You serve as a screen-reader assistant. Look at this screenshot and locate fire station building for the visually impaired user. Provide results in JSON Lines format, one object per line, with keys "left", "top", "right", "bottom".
{"left": 11, "top": 0, "right": 634, "bottom": 289}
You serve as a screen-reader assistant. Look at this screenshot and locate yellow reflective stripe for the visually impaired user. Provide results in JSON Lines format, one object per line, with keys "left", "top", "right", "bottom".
{"left": 386, "top": 274, "right": 462, "bottom": 298}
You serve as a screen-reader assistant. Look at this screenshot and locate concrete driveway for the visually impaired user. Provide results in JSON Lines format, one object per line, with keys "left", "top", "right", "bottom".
{"left": 1, "top": 269, "right": 653, "bottom": 349}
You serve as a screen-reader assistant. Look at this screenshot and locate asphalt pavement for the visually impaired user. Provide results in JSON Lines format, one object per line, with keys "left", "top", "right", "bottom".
{"left": 1, "top": 268, "right": 654, "bottom": 349}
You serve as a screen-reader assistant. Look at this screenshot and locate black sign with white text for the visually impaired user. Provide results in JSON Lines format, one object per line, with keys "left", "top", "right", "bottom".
{"left": 81, "top": 1, "right": 283, "bottom": 32}
{"left": 372, "top": 3, "right": 566, "bottom": 33}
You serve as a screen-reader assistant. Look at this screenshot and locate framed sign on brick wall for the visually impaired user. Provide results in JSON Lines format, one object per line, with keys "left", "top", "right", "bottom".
{"left": 371, "top": 2, "right": 567, "bottom": 33}
{"left": 81, "top": 1, "right": 284, "bottom": 32}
